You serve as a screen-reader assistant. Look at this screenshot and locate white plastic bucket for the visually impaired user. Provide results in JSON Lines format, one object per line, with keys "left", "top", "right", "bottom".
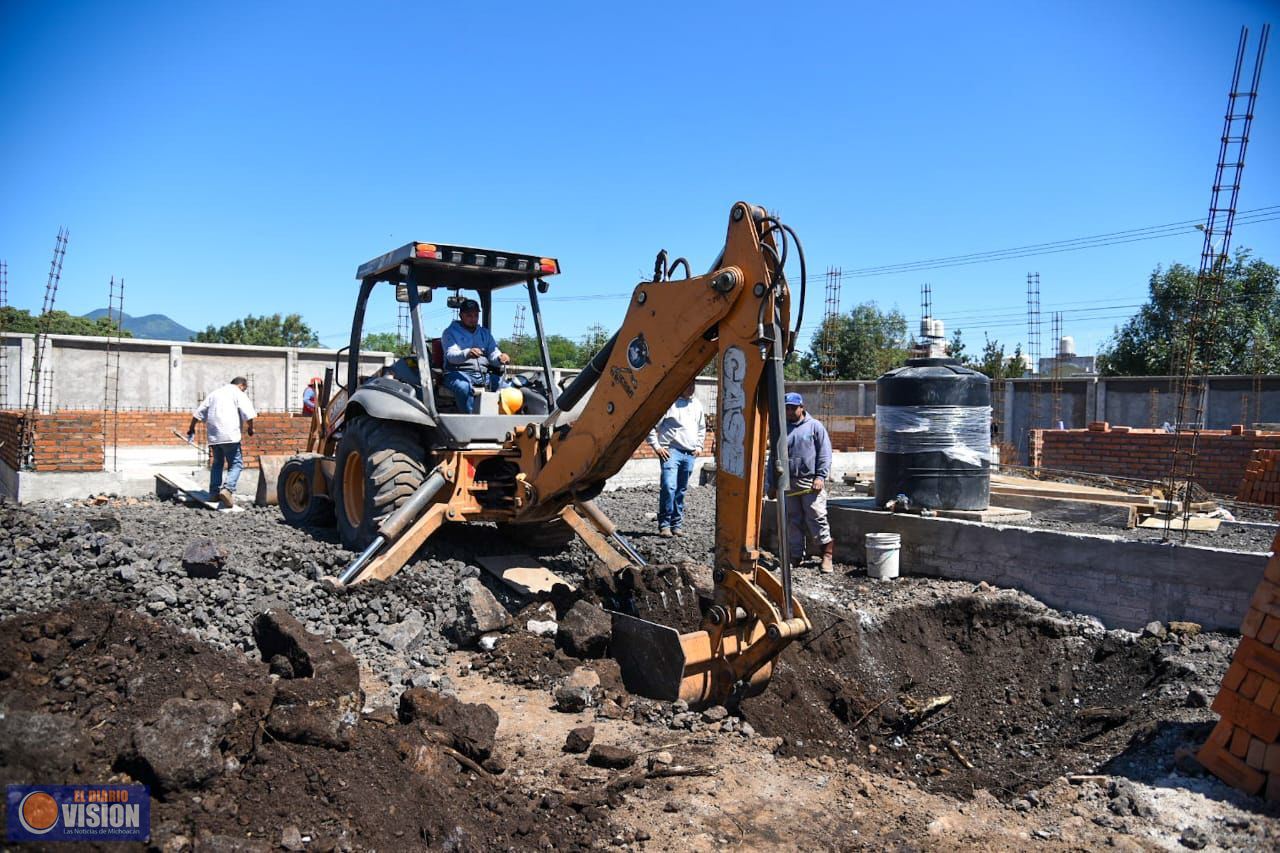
{"left": 865, "top": 532, "right": 901, "bottom": 580}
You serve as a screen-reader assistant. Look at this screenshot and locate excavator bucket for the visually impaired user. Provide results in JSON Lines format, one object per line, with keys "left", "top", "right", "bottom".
{"left": 611, "top": 611, "right": 776, "bottom": 707}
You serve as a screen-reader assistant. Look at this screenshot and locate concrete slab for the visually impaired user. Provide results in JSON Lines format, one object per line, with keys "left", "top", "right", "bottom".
{"left": 932, "top": 506, "right": 1032, "bottom": 522}
{"left": 477, "top": 554, "right": 575, "bottom": 595}
{"left": 1, "top": 458, "right": 260, "bottom": 504}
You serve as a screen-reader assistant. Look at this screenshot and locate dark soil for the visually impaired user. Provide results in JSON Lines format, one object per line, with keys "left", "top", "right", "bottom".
{"left": 737, "top": 589, "right": 1213, "bottom": 800}
{"left": 0, "top": 604, "right": 603, "bottom": 851}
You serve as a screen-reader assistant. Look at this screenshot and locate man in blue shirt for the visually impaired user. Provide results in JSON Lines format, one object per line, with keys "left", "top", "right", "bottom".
{"left": 441, "top": 299, "right": 510, "bottom": 413}
{"left": 767, "top": 392, "right": 836, "bottom": 572}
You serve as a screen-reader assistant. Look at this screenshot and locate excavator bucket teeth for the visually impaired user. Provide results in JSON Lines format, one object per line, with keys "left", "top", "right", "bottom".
{"left": 611, "top": 612, "right": 688, "bottom": 702}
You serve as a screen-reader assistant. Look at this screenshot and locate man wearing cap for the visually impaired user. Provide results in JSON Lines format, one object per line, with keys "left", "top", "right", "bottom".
{"left": 442, "top": 299, "right": 510, "bottom": 414}
{"left": 187, "top": 376, "right": 257, "bottom": 509}
{"left": 646, "top": 381, "right": 705, "bottom": 537}
{"left": 767, "top": 392, "right": 835, "bottom": 572}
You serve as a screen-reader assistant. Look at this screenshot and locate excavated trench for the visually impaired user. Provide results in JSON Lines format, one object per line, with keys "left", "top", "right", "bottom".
{"left": 598, "top": 561, "right": 1177, "bottom": 800}
{"left": 739, "top": 595, "right": 1166, "bottom": 799}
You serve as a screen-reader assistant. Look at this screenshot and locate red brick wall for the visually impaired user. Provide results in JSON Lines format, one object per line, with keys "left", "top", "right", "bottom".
{"left": 0, "top": 410, "right": 105, "bottom": 472}
{"left": 830, "top": 416, "right": 876, "bottom": 451}
{"left": 632, "top": 429, "right": 717, "bottom": 460}
{"left": 0, "top": 410, "right": 313, "bottom": 473}
{"left": 1035, "top": 424, "right": 1280, "bottom": 494}
{"left": 0, "top": 411, "right": 24, "bottom": 470}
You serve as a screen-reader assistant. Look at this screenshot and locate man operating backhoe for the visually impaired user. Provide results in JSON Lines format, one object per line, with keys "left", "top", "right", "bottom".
{"left": 441, "top": 299, "right": 510, "bottom": 413}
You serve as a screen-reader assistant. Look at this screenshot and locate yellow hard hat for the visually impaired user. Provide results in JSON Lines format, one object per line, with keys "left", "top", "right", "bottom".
{"left": 498, "top": 387, "right": 524, "bottom": 415}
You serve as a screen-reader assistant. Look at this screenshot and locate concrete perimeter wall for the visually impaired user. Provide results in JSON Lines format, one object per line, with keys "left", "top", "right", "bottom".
{"left": 1, "top": 332, "right": 395, "bottom": 413}
{"left": 765, "top": 498, "right": 1272, "bottom": 632}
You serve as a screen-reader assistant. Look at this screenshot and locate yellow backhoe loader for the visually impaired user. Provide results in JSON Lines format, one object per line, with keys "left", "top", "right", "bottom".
{"left": 275, "top": 202, "right": 811, "bottom": 707}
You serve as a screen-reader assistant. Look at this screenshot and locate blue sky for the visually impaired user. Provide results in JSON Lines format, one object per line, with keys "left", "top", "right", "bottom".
{"left": 1, "top": 1, "right": 1276, "bottom": 360}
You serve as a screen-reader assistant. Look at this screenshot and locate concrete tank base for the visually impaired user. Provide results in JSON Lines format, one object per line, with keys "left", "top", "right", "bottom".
{"left": 764, "top": 496, "right": 1269, "bottom": 633}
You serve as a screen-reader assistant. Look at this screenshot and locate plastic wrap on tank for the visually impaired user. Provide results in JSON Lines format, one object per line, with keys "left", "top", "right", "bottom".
{"left": 874, "top": 405, "right": 992, "bottom": 466}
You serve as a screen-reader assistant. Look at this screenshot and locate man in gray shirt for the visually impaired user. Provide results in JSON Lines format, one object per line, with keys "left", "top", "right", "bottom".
{"left": 767, "top": 392, "right": 835, "bottom": 572}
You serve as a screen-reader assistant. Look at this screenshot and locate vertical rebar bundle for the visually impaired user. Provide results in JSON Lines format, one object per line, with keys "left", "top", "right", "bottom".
{"left": 1050, "top": 311, "right": 1064, "bottom": 428}
{"left": 511, "top": 305, "right": 526, "bottom": 345}
{"left": 397, "top": 303, "right": 411, "bottom": 348}
{"left": 1166, "top": 24, "right": 1269, "bottom": 541}
{"left": 819, "top": 267, "right": 842, "bottom": 425}
{"left": 20, "top": 228, "right": 69, "bottom": 468}
{"left": 0, "top": 260, "right": 8, "bottom": 409}
{"left": 1026, "top": 272, "right": 1042, "bottom": 452}
{"left": 920, "top": 282, "right": 932, "bottom": 325}
{"left": 101, "top": 277, "right": 125, "bottom": 472}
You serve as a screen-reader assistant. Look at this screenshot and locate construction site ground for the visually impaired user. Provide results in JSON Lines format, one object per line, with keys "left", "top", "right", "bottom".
{"left": 2, "top": 485, "right": 1279, "bottom": 850}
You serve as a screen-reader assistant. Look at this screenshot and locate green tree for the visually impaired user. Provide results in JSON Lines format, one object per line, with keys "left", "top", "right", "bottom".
{"left": 578, "top": 324, "right": 611, "bottom": 365}
{"left": 946, "top": 328, "right": 969, "bottom": 365}
{"left": 800, "top": 302, "right": 911, "bottom": 379}
{"left": 970, "top": 334, "right": 1027, "bottom": 380}
{"left": 195, "top": 313, "right": 320, "bottom": 348}
{"left": 0, "top": 307, "right": 131, "bottom": 338}
{"left": 362, "top": 331, "right": 411, "bottom": 356}
{"left": 1096, "top": 249, "right": 1280, "bottom": 376}
{"left": 498, "top": 334, "right": 584, "bottom": 368}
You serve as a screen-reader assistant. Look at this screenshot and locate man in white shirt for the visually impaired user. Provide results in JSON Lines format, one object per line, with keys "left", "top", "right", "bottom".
{"left": 646, "top": 382, "right": 705, "bottom": 537}
{"left": 187, "top": 377, "right": 257, "bottom": 508}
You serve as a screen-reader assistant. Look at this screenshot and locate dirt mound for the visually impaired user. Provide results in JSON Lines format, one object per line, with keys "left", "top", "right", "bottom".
{"left": 0, "top": 603, "right": 602, "bottom": 850}
{"left": 740, "top": 587, "right": 1221, "bottom": 799}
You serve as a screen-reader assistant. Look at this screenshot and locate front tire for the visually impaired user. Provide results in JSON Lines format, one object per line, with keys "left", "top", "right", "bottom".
{"left": 277, "top": 454, "right": 335, "bottom": 527}
{"left": 332, "top": 417, "right": 426, "bottom": 551}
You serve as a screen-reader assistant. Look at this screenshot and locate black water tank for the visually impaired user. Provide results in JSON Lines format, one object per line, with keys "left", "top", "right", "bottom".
{"left": 874, "top": 357, "right": 991, "bottom": 511}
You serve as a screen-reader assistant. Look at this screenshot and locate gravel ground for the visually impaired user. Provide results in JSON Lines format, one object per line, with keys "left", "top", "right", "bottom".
{"left": 3, "top": 485, "right": 1280, "bottom": 849}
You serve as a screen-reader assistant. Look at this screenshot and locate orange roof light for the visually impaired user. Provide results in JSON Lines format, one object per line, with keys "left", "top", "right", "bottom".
{"left": 538, "top": 258, "right": 558, "bottom": 274}
{"left": 415, "top": 243, "right": 442, "bottom": 259}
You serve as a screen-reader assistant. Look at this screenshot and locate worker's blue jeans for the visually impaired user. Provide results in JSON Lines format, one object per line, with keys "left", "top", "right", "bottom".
{"left": 657, "top": 446, "right": 696, "bottom": 531}
{"left": 209, "top": 442, "right": 244, "bottom": 494}
{"left": 443, "top": 371, "right": 502, "bottom": 414}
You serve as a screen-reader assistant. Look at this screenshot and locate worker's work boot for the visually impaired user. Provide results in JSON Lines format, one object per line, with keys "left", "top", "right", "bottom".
{"left": 218, "top": 488, "right": 234, "bottom": 509}
{"left": 659, "top": 527, "right": 672, "bottom": 538}
{"left": 820, "top": 542, "right": 835, "bottom": 574}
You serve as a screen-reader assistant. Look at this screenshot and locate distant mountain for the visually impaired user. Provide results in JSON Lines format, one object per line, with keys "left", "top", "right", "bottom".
{"left": 84, "top": 309, "right": 197, "bottom": 342}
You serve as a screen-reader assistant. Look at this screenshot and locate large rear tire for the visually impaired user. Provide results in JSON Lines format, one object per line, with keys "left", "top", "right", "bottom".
{"left": 495, "top": 518, "right": 577, "bottom": 553}
{"left": 332, "top": 417, "right": 426, "bottom": 551}
{"left": 277, "top": 454, "right": 335, "bottom": 527}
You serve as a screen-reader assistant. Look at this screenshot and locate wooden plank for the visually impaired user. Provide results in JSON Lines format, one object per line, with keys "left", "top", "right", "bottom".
{"left": 154, "top": 473, "right": 221, "bottom": 511}
{"left": 477, "top": 554, "right": 575, "bottom": 596}
{"left": 1137, "top": 515, "right": 1221, "bottom": 532}
{"left": 990, "top": 481, "right": 1154, "bottom": 506}
{"left": 1196, "top": 742, "right": 1266, "bottom": 795}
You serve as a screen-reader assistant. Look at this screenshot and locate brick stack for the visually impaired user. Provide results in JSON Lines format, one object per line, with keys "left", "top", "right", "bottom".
{"left": 1238, "top": 449, "right": 1280, "bottom": 506}
{"left": 829, "top": 416, "right": 877, "bottom": 452}
{"left": 1197, "top": 530, "right": 1280, "bottom": 800}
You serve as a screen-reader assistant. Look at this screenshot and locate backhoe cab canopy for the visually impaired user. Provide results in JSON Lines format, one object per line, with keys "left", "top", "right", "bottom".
{"left": 356, "top": 242, "right": 561, "bottom": 294}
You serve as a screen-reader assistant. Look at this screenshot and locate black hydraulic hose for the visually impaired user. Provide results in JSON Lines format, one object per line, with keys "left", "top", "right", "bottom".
{"left": 554, "top": 331, "right": 618, "bottom": 415}
{"left": 779, "top": 222, "right": 807, "bottom": 353}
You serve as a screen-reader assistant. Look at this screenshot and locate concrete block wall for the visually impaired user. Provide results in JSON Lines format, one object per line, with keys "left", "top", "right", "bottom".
{"left": 0, "top": 332, "right": 394, "bottom": 413}
{"left": 764, "top": 499, "right": 1270, "bottom": 632}
{"left": 1036, "top": 425, "right": 1280, "bottom": 493}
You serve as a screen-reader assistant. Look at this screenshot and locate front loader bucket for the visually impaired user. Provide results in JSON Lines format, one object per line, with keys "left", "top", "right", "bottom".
{"left": 255, "top": 454, "right": 289, "bottom": 506}
{"left": 611, "top": 611, "right": 773, "bottom": 708}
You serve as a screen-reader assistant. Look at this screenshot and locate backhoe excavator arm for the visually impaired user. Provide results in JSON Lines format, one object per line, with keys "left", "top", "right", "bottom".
{"left": 513, "top": 202, "right": 811, "bottom": 706}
